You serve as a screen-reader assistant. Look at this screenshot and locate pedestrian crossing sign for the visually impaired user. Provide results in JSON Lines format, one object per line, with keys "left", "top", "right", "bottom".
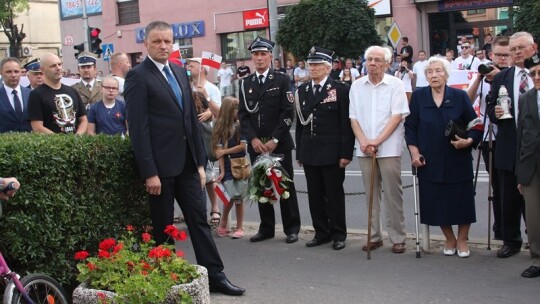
{"left": 102, "top": 44, "right": 114, "bottom": 61}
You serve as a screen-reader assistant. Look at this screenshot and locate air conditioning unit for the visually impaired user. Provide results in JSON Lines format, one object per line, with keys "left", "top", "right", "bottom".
{"left": 22, "top": 46, "right": 33, "bottom": 57}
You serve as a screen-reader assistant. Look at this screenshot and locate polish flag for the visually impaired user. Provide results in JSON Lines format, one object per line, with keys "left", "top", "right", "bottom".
{"left": 215, "top": 183, "right": 230, "bottom": 207}
{"left": 201, "top": 51, "right": 222, "bottom": 69}
{"left": 169, "top": 43, "right": 183, "bottom": 67}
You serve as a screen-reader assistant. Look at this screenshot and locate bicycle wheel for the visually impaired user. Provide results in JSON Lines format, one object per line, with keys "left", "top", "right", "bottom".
{"left": 10, "top": 273, "right": 69, "bottom": 304}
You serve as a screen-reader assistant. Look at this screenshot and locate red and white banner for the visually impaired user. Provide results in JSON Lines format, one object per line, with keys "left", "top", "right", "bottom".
{"left": 243, "top": 8, "right": 269, "bottom": 30}
{"left": 215, "top": 183, "right": 230, "bottom": 207}
{"left": 169, "top": 43, "right": 183, "bottom": 67}
{"left": 201, "top": 51, "right": 222, "bottom": 69}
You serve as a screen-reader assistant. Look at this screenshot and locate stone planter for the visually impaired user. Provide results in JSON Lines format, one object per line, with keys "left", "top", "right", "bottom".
{"left": 72, "top": 265, "right": 210, "bottom": 304}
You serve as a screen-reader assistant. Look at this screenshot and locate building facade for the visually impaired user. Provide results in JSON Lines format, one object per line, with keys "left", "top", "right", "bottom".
{"left": 59, "top": 0, "right": 518, "bottom": 77}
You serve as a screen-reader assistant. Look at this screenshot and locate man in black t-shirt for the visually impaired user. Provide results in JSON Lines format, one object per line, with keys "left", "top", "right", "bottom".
{"left": 27, "top": 53, "right": 87, "bottom": 134}
{"left": 400, "top": 37, "right": 414, "bottom": 67}
{"left": 236, "top": 60, "right": 251, "bottom": 80}
{"left": 329, "top": 59, "right": 342, "bottom": 80}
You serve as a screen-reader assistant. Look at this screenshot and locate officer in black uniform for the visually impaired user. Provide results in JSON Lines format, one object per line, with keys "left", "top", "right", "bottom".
{"left": 296, "top": 46, "right": 355, "bottom": 250}
{"left": 238, "top": 36, "right": 301, "bottom": 244}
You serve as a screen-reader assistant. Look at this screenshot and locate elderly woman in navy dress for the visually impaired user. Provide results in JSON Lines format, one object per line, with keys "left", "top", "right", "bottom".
{"left": 405, "top": 56, "right": 482, "bottom": 258}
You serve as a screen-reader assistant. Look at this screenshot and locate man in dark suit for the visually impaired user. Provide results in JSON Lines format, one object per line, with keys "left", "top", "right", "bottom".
{"left": 515, "top": 54, "right": 540, "bottom": 278}
{"left": 238, "top": 36, "right": 301, "bottom": 243}
{"left": 124, "top": 21, "right": 244, "bottom": 296}
{"left": 0, "top": 57, "right": 32, "bottom": 133}
{"left": 487, "top": 31, "right": 537, "bottom": 258}
{"left": 296, "top": 46, "right": 354, "bottom": 250}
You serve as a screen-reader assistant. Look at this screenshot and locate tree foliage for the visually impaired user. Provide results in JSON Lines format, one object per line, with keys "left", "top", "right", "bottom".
{"left": 513, "top": 0, "right": 540, "bottom": 40}
{"left": 0, "top": 0, "right": 29, "bottom": 58}
{"left": 276, "top": 0, "right": 382, "bottom": 60}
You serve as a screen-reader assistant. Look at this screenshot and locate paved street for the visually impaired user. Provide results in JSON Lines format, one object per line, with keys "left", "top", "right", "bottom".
{"left": 174, "top": 143, "right": 535, "bottom": 303}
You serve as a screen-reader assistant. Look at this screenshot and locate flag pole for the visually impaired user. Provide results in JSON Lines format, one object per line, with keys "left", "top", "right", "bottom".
{"left": 198, "top": 64, "right": 202, "bottom": 86}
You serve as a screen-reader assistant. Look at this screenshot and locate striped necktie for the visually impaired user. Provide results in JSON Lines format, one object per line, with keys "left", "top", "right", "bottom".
{"left": 519, "top": 69, "right": 529, "bottom": 95}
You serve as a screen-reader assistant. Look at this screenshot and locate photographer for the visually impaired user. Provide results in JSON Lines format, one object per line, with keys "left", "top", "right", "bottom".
{"left": 466, "top": 36, "right": 511, "bottom": 241}
{"left": 395, "top": 59, "right": 413, "bottom": 102}
{"left": 0, "top": 177, "right": 20, "bottom": 201}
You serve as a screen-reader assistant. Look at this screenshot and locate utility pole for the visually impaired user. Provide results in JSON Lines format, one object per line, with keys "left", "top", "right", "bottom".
{"left": 267, "top": 0, "right": 281, "bottom": 61}
{"left": 82, "top": 0, "right": 90, "bottom": 51}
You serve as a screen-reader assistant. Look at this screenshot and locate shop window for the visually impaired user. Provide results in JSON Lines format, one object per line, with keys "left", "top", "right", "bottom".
{"left": 117, "top": 0, "right": 140, "bottom": 25}
{"left": 221, "top": 30, "right": 266, "bottom": 61}
{"left": 177, "top": 38, "right": 193, "bottom": 60}
{"left": 467, "top": 9, "right": 486, "bottom": 16}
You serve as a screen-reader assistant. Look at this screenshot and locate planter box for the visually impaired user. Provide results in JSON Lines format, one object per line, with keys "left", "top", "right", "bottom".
{"left": 72, "top": 265, "right": 210, "bottom": 304}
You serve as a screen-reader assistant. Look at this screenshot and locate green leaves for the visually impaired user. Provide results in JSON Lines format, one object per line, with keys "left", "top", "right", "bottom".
{"left": 513, "top": 0, "right": 540, "bottom": 41}
{"left": 276, "top": 0, "right": 382, "bottom": 59}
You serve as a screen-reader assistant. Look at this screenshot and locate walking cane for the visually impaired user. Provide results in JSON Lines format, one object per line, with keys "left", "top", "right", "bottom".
{"left": 367, "top": 148, "right": 377, "bottom": 260}
{"left": 412, "top": 159, "right": 422, "bottom": 258}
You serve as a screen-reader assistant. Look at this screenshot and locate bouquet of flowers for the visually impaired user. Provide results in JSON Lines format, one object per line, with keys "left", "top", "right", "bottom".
{"left": 248, "top": 153, "right": 293, "bottom": 204}
{"left": 74, "top": 225, "right": 199, "bottom": 304}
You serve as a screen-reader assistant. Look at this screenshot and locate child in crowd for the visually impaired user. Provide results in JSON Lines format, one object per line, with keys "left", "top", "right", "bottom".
{"left": 211, "top": 97, "right": 247, "bottom": 239}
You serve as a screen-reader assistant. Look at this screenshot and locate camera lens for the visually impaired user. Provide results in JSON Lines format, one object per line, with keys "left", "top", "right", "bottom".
{"left": 478, "top": 64, "right": 493, "bottom": 75}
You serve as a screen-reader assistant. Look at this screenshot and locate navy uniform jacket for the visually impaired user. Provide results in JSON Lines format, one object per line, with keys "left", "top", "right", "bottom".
{"left": 0, "top": 85, "right": 32, "bottom": 133}
{"left": 405, "top": 86, "right": 482, "bottom": 183}
{"left": 238, "top": 69, "right": 294, "bottom": 153}
{"left": 515, "top": 88, "right": 540, "bottom": 185}
{"left": 295, "top": 79, "right": 354, "bottom": 165}
{"left": 486, "top": 67, "right": 518, "bottom": 171}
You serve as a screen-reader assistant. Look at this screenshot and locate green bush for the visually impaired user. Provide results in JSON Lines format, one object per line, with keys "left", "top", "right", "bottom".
{"left": 0, "top": 133, "right": 150, "bottom": 286}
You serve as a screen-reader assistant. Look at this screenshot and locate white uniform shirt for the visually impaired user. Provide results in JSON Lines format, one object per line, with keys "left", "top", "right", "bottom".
{"left": 349, "top": 74, "right": 410, "bottom": 157}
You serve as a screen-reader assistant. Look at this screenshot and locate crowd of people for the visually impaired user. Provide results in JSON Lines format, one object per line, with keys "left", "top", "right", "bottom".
{"left": 1, "top": 21, "right": 539, "bottom": 291}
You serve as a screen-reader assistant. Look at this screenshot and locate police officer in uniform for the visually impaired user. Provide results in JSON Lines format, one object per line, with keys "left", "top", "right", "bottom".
{"left": 296, "top": 46, "right": 354, "bottom": 250}
{"left": 71, "top": 52, "right": 102, "bottom": 109}
{"left": 238, "top": 36, "right": 301, "bottom": 243}
{"left": 23, "top": 58, "right": 43, "bottom": 90}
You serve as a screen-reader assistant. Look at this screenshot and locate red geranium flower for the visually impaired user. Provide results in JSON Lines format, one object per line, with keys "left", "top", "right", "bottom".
{"left": 176, "top": 250, "right": 185, "bottom": 258}
{"left": 74, "top": 250, "right": 89, "bottom": 261}
{"left": 98, "top": 250, "right": 111, "bottom": 259}
{"left": 87, "top": 262, "right": 97, "bottom": 271}
{"left": 99, "top": 238, "right": 116, "bottom": 251}
{"left": 112, "top": 243, "right": 124, "bottom": 254}
{"left": 142, "top": 232, "right": 152, "bottom": 243}
{"left": 126, "top": 225, "right": 134, "bottom": 231}
{"left": 148, "top": 246, "right": 172, "bottom": 259}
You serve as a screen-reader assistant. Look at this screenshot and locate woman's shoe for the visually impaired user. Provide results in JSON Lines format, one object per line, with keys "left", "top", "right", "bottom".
{"left": 443, "top": 248, "right": 456, "bottom": 256}
{"left": 457, "top": 249, "right": 470, "bottom": 258}
{"left": 217, "top": 226, "right": 228, "bottom": 237}
{"left": 231, "top": 229, "right": 244, "bottom": 239}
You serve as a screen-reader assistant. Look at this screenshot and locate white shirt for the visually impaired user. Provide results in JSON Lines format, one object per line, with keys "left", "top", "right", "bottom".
{"left": 217, "top": 67, "right": 233, "bottom": 88}
{"left": 112, "top": 75, "right": 125, "bottom": 95}
{"left": 452, "top": 56, "right": 481, "bottom": 71}
{"left": 192, "top": 81, "right": 221, "bottom": 107}
{"left": 339, "top": 67, "right": 360, "bottom": 79}
{"left": 349, "top": 74, "right": 410, "bottom": 157}
{"left": 294, "top": 67, "right": 310, "bottom": 86}
{"left": 395, "top": 70, "right": 413, "bottom": 93}
{"left": 255, "top": 68, "right": 270, "bottom": 84}
{"left": 3, "top": 84, "right": 23, "bottom": 111}
{"left": 412, "top": 60, "right": 429, "bottom": 87}
{"left": 513, "top": 66, "right": 533, "bottom": 125}
{"left": 468, "top": 74, "right": 497, "bottom": 139}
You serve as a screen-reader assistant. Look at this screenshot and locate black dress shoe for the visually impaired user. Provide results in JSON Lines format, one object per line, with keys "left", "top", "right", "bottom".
{"left": 305, "top": 237, "right": 331, "bottom": 247}
{"left": 250, "top": 232, "right": 274, "bottom": 242}
{"left": 209, "top": 277, "right": 246, "bottom": 295}
{"left": 497, "top": 245, "right": 521, "bottom": 258}
{"left": 333, "top": 240, "right": 346, "bottom": 250}
{"left": 521, "top": 265, "right": 540, "bottom": 278}
{"left": 286, "top": 233, "right": 298, "bottom": 243}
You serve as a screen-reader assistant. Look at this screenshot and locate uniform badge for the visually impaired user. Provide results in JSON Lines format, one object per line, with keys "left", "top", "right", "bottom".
{"left": 326, "top": 84, "right": 332, "bottom": 91}
{"left": 284, "top": 118, "right": 292, "bottom": 126}
{"left": 249, "top": 88, "right": 253, "bottom": 93}
{"left": 268, "top": 74, "right": 273, "bottom": 80}
{"left": 310, "top": 47, "right": 316, "bottom": 55}
{"left": 321, "top": 89, "right": 337, "bottom": 104}
{"left": 286, "top": 91, "right": 294, "bottom": 103}
{"left": 252, "top": 75, "right": 256, "bottom": 82}
{"left": 305, "top": 86, "right": 309, "bottom": 92}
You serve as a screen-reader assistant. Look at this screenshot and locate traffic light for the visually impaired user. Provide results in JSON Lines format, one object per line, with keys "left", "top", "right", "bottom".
{"left": 74, "top": 43, "right": 84, "bottom": 58}
{"left": 88, "top": 27, "right": 103, "bottom": 58}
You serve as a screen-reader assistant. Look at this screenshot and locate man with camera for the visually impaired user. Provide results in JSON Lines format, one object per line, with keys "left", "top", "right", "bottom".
{"left": 466, "top": 36, "right": 511, "bottom": 242}
{"left": 395, "top": 58, "right": 413, "bottom": 102}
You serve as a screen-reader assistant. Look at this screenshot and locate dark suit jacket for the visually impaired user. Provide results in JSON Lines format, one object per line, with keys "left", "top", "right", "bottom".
{"left": 486, "top": 67, "right": 518, "bottom": 171}
{"left": 125, "top": 57, "right": 205, "bottom": 180}
{"left": 238, "top": 69, "right": 295, "bottom": 154}
{"left": 0, "top": 85, "right": 32, "bottom": 132}
{"left": 516, "top": 88, "right": 540, "bottom": 185}
{"left": 405, "top": 85, "right": 482, "bottom": 183}
{"left": 295, "top": 78, "right": 354, "bottom": 166}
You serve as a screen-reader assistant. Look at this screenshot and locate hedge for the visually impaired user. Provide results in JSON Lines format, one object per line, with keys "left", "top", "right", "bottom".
{"left": 0, "top": 133, "right": 150, "bottom": 286}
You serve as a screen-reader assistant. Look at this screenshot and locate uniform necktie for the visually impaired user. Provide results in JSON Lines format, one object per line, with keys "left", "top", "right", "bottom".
{"left": 86, "top": 83, "right": 92, "bottom": 93}
{"left": 12, "top": 90, "right": 22, "bottom": 117}
{"left": 314, "top": 84, "right": 322, "bottom": 98}
{"left": 163, "top": 65, "right": 183, "bottom": 110}
{"left": 258, "top": 74, "right": 264, "bottom": 86}
{"left": 519, "top": 69, "right": 529, "bottom": 95}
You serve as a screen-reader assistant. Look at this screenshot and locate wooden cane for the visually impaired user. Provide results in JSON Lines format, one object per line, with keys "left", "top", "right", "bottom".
{"left": 367, "top": 148, "right": 377, "bottom": 260}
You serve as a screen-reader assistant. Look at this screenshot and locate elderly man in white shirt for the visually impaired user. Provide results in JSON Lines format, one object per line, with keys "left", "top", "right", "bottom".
{"left": 349, "top": 45, "right": 410, "bottom": 254}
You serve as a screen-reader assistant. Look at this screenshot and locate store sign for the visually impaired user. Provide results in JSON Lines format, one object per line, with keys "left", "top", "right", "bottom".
{"left": 60, "top": 0, "right": 102, "bottom": 19}
{"left": 368, "top": 0, "right": 392, "bottom": 17}
{"left": 243, "top": 9, "right": 269, "bottom": 30}
{"left": 135, "top": 21, "right": 205, "bottom": 43}
{"left": 438, "top": 0, "right": 513, "bottom": 12}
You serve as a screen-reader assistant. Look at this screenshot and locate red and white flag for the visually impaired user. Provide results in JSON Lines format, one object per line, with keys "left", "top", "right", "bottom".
{"left": 201, "top": 51, "right": 222, "bottom": 69}
{"left": 214, "top": 183, "right": 230, "bottom": 207}
{"left": 169, "top": 43, "right": 183, "bottom": 67}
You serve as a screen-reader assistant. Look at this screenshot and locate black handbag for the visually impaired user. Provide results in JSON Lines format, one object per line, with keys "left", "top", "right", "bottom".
{"left": 444, "top": 120, "right": 467, "bottom": 139}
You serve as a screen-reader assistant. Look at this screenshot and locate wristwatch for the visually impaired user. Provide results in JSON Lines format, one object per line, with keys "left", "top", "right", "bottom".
{"left": 272, "top": 138, "right": 279, "bottom": 144}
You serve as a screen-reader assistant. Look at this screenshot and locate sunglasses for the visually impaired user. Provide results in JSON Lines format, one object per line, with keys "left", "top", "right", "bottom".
{"left": 462, "top": 46, "right": 470, "bottom": 49}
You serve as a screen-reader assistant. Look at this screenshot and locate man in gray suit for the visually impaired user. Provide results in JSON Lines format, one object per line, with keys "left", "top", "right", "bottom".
{"left": 0, "top": 58, "right": 32, "bottom": 132}
{"left": 516, "top": 54, "right": 540, "bottom": 278}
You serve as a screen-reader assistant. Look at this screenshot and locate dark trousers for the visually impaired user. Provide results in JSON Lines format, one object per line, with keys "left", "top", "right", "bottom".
{"left": 498, "top": 168, "right": 526, "bottom": 248}
{"left": 480, "top": 140, "right": 502, "bottom": 238}
{"left": 249, "top": 150, "right": 301, "bottom": 236}
{"left": 149, "top": 161, "right": 225, "bottom": 280}
{"left": 303, "top": 164, "right": 347, "bottom": 241}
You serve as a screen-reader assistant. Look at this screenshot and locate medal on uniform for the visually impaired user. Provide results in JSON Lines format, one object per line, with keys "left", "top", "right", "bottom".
{"left": 326, "top": 84, "right": 332, "bottom": 91}
{"left": 286, "top": 91, "right": 294, "bottom": 103}
{"left": 249, "top": 88, "right": 252, "bottom": 93}
{"left": 268, "top": 74, "right": 273, "bottom": 80}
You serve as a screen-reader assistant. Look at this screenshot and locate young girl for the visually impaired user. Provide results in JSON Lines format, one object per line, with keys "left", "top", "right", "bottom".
{"left": 211, "top": 97, "right": 247, "bottom": 239}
